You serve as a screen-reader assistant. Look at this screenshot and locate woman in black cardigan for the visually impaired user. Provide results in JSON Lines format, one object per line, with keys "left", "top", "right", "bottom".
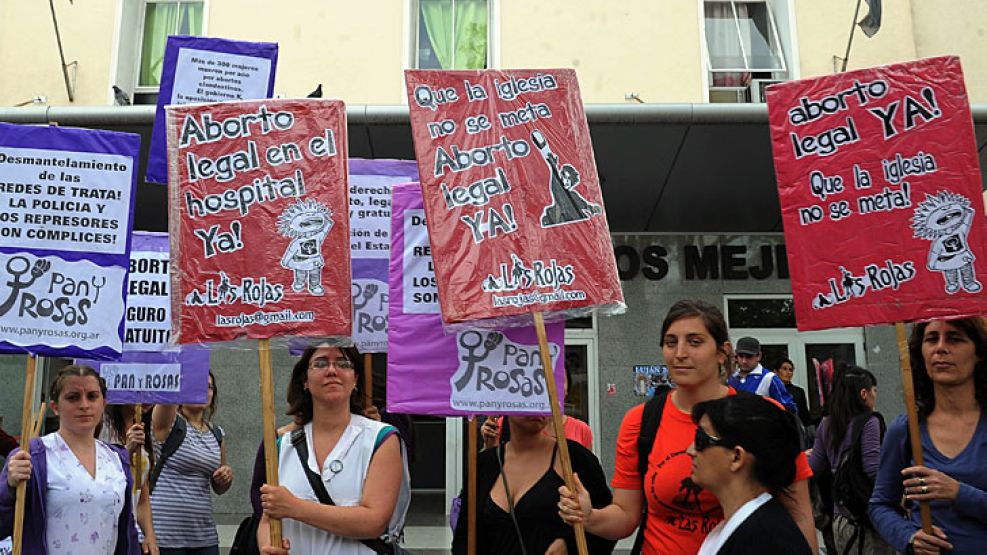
{"left": 688, "top": 393, "right": 812, "bottom": 555}
{"left": 452, "top": 415, "right": 614, "bottom": 554}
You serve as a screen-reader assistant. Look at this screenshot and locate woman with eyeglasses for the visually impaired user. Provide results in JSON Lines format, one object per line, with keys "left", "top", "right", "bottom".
{"left": 558, "top": 299, "right": 817, "bottom": 554}
{"left": 150, "top": 371, "right": 232, "bottom": 555}
{"left": 256, "top": 345, "right": 410, "bottom": 554}
{"left": 870, "top": 318, "right": 987, "bottom": 555}
{"left": 688, "top": 393, "right": 811, "bottom": 555}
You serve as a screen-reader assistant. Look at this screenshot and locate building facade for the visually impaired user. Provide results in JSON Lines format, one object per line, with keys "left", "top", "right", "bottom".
{"left": 2, "top": 0, "right": 987, "bottom": 529}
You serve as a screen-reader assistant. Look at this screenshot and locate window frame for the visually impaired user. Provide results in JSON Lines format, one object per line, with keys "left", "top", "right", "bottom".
{"left": 133, "top": 0, "right": 208, "bottom": 95}
{"left": 408, "top": 0, "right": 495, "bottom": 70}
{"left": 703, "top": 0, "right": 787, "bottom": 74}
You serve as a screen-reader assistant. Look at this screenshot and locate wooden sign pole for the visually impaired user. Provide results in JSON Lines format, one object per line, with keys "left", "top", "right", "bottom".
{"left": 12, "top": 354, "right": 37, "bottom": 555}
{"left": 363, "top": 352, "right": 373, "bottom": 410}
{"left": 258, "top": 338, "right": 282, "bottom": 546}
{"left": 467, "top": 416, "right": 477, "bottom": 555}
{"left": 895, "top": 322, "right": 933, "bottom": 533}
{"left": 534, "top": 312, "right": 589, "bottom": 555}
{"left": 134, "top": 403, "right": 144, "bottom": 493}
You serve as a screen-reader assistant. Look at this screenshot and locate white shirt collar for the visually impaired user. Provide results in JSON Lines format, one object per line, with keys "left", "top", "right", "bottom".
{"left": 697, "top": 492, "right": 773, "bottom": 555}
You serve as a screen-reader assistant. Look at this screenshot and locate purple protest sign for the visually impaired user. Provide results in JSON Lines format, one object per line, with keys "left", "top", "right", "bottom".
{"left": 89, "top": 346, "right": 210, "bottom": 405}
{"left": 0, "top": 122, "right": 139, "bottom": 360}
{"left": 387, "top": 183, "right": 566, "bottom": 416}
{"left": 145, "top": 35, "right": 278, "bottom": 184}
{"left": 349, "top": 159, "right": 419, "bottom": 353}
{"left": 82, "top": 231, "right": 210, "bottom": 404}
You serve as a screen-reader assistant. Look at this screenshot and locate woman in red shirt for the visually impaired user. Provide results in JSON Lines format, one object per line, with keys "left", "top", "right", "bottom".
{"left": 558, "top": 299, "right": 817, "bottom": 554}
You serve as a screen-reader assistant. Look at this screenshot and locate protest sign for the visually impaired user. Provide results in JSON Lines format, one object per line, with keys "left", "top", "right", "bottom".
{"left": 404, "top": 69, "right": 624, "bottom": 327}
{"left": 348, "top": 159, "right": 419, "bottom": 353}
{"left": 126, "top": 232, "right": 173, "bottom": 351}
{"left": 767, "top": 56, "right": 987, "bottom": 330}
{"left": 387, "top": 183, "right": 566, "bottom": 416}
{"left": 146, "top": 35, "right": 278, "bottom": 184}
{"left": 0, "top": 122, "right": 139, "bottom": 359}
{"left": 89, "top": 347, "right": 210, "bottom": 405}
{"left": 167, "top": 99, "right": 351, "bottom": 343}
{"left": 80, "top": 231, "right": 210, "bottom": 405}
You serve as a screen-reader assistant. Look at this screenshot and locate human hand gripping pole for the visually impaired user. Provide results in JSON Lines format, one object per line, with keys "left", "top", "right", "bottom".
{"left": 11, "top": 354, "right": 37, "bottom": 555}
{"left": 895, "top": 322, "right": 933, "bottom": 534}
{"left": 534, "top": 311, "right": 589, "bottom": 555}
{"left": 258, "top": 338, "right": 283, "bottom": 547}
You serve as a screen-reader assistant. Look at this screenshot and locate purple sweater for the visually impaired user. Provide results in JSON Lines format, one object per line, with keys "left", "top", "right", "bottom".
{"left": 809, "top": 414, "right": 882, "bottom": 515}
{"left": 0, "top": 437, "right": 139, "bottom": 554}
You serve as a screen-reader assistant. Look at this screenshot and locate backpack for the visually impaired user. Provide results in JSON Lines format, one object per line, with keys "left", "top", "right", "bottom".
{"left": 149, "top": 415, "right": 224, "bottom": 491}
{"left": 629, "top": 387, "right": 672, "bottom": 555}
{"left": 228, "top": 514, "right": 261, "bottom": 555}
{"left": 832, "top": 411, "right": 885, "bottom": 555}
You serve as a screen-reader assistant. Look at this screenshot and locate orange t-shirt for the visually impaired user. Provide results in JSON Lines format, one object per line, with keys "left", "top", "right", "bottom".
{"left": 611, "top": 393, "right": 812, "bottom": 555}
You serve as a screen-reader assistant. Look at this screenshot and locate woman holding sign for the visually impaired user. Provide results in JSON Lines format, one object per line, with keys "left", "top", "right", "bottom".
{"left": 0, "top": 365, "right": 140, "bottom": 554}
{"left": 558, "top": 299, "right": 817, "bottom": 554}
{"left": 151, "top": 372, "right": 232, "bottom": 555}
{"left": 870, "top": 318, "right": 987, "bottom": 554}
{"left": 103, "top": 404, "right": 159, "bottom": 554}
{"left": 256, "top": 345, "right": 410, "bottom": 555}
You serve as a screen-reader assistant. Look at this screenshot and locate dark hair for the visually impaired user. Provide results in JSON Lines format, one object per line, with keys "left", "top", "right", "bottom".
{"left": 908, "top": 318, "right": 987, "bottom": 420}
{"left": 50, "top": 364, "right": 106, "bottom": 401}
{"left": 778, "top": 357, "right": 794, "bottom": 369}
{"left": 660, "top": 299, "right": 731, "bottom": 377}
{"left": 825, "top": 365, "right": 877, "bottom": 451}
{"left": 287, "top": 345, "right": 365, "bottom": 424}
{"left": 692, "top": 392, "right": 801, "bottom": 491}
{"left": 105, "top": 404, "right": 156, "bottom": 467}
{"left": 180, "top": 370, "right": 218, "bottom": 422}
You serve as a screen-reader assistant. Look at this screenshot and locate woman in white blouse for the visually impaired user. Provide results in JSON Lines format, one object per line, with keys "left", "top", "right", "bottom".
{"left": 256, "top": 344, "right": 409, "bottom": 555}
{"left": 1, "top": 365, "right": 139, "bottom": 554}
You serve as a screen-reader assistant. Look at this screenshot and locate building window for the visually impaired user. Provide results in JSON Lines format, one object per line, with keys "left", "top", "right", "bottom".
{"left": 137, "top": 1, "right": 204, "bottom": 89}
{"left": 704, "top": 0, "right": 787, "bottom": 102}
{"left": 414, "top": 0, "right": 489, "bottom": 70}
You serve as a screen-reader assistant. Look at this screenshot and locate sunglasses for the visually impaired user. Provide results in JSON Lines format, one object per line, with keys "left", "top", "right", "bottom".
{"left": 693, "top": 425, "right": 735, "bottom": 452}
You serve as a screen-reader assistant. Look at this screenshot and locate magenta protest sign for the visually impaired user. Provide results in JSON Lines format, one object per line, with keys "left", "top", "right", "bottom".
{"left": 386, "top": 182, "right": 566, "bottom": 416}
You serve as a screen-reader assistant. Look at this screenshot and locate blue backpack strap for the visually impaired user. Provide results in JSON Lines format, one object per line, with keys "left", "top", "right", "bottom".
{"left": 631, "top": 387, "right": 671, "bottom": 555}
{"left": 150, "top": 415, "right": 187, "bottom": 491}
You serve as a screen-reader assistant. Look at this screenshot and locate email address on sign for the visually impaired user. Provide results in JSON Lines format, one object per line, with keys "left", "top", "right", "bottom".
{"left": 215, "top": 309, "right": 315, "bottom": 327}
{"left": 491, "top": 289, "right": 586, "bottom": 308}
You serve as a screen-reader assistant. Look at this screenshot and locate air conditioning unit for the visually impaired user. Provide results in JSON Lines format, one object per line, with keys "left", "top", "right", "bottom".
{"left": 749, "top": 79, "right": 784, "bottom": 103}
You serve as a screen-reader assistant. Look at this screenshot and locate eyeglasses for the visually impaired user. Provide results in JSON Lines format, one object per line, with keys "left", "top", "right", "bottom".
{"left": 310, "top": 357, "right": 355, "bottom": 371}
{"left": 693, "top": 425, "right": 735, "bottom": 452}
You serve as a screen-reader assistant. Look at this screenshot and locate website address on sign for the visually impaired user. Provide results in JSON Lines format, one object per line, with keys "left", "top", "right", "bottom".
{"left": 215, "top": 309, "right": 315, "bottom": 327}
{"left": 0, "top": 324, "right": 101, "bottom": 342}
{"left": 450, "top": 399, "right": 551, "bottom": 411}
{"left": 491, "top": 289, "right": 586, "bottom": 308}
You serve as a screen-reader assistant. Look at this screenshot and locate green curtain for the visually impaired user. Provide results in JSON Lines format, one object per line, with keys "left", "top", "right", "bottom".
{"left": 422, "top": 0, "right": 487, "bottom": 70}
{"left": 453, "top": 0, "right": 487, "bottom": 69}
{"left": 421, "top": 0, "right": 454, "bottom": 69}
{"left": 138, "top": 3, "right": 178, "bottom": 87}
{"left": 138, "top": 2, "right": 205, "bottom": 88}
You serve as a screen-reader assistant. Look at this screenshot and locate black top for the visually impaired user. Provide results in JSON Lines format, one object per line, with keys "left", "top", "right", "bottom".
{"left": 785, "top": 382, "right": 815, "bottom": 427}
{"left": 452, "top": 439, "right": 615, "bottom": 555}
{"left": 717, "top": 497, "right": 812, "bottom": 555}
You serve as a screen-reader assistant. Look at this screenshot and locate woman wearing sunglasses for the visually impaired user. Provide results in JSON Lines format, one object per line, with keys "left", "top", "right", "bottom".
{"left": 688, "top": 393, "right": 811, "bottom": 555}
{"left": 558, "top": 299, "right": 816, "bottom": 554}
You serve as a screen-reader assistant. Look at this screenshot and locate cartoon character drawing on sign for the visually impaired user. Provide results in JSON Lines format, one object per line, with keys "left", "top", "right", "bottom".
{"left": 531, "top": 129, "right": 602, "bottom": 228}
{"left": 278, "top": 198, "right": 334, "bottom": 296}
{"left": 911, "top": 191, "right": 982, "bottom": 294}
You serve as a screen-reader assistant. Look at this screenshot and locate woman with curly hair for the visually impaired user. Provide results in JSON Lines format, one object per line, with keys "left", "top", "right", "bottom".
{"left": 870, "top": 318, "right": 987, "bottom": 554}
